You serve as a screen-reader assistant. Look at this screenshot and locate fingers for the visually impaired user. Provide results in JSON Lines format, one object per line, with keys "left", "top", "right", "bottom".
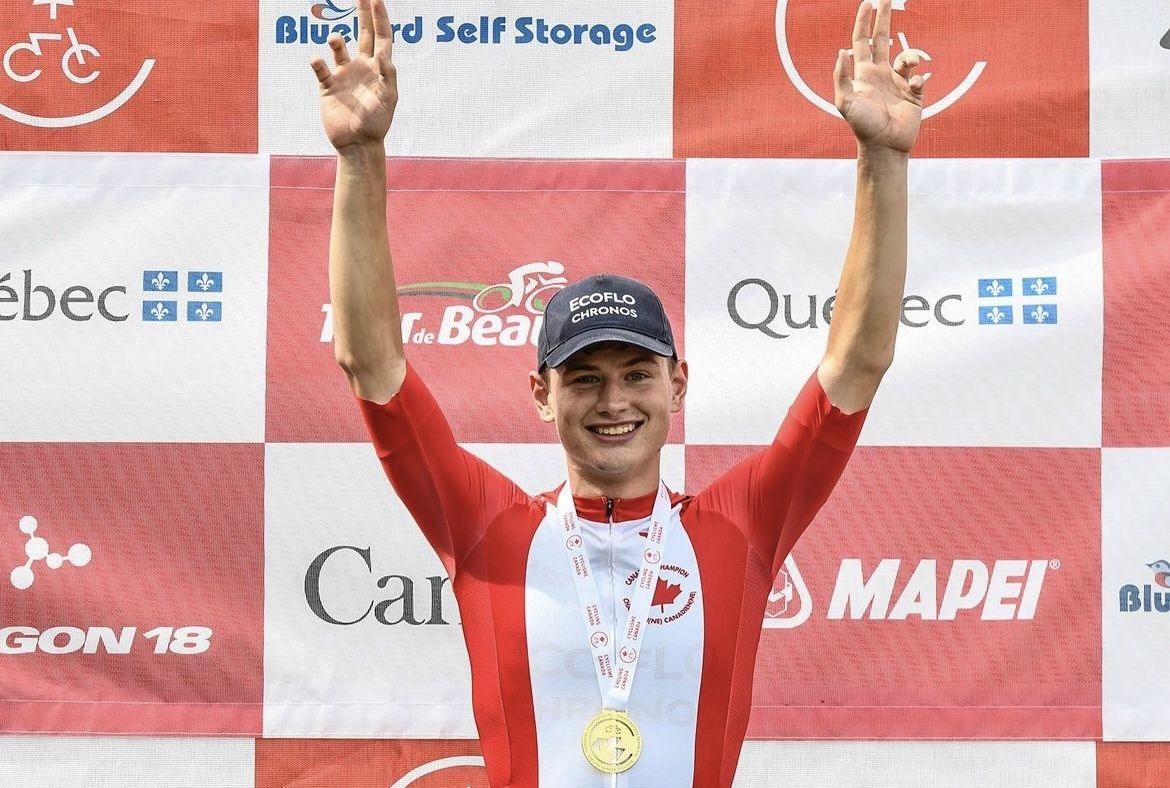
{"left": 832, "top": 48, "right": 853, "bottom": 109}
{"left": 871, "top": 0, "right": 891, "bottom": 63}
{"left": 892, "top": 50, "right": 920, "bottom": 80}
{"left": 328, "top": 34, "right": 351, "bottom": 68}
{"left": 892, "top": 50, "right": 926, "bottom": 98}
{"left": 356, "top": 0, "right": 374, "bottom": 58}
{"left": 372, "top": 0, "right": 395, "bottom": 76}
{"left": 851, "top": 0, "right": 872, "bottom": 63}
{"left": 310, "top": 56, "right": 331, "bottom": 86}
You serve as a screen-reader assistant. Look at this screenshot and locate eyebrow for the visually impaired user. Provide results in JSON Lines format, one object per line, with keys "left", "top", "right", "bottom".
{"left": 563, "top": 353, "right": 658, "bottom": 372}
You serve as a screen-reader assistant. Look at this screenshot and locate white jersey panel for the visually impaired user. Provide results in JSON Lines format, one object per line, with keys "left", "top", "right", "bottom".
{"left": 527, "top": 506, "right": 703, "bottom": 787}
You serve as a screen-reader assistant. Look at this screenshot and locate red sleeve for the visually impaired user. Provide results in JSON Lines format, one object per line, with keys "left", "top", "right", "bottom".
{"left": 695, "top": 370, "right": 867, "bottom": 576}
{"left": 355, "top": 363, "right": 529, "bottom": 578}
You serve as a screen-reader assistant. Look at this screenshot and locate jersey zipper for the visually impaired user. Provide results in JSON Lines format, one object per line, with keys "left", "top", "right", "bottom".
{"left": 606, "top": 497, "right": 616, "bottom": 668}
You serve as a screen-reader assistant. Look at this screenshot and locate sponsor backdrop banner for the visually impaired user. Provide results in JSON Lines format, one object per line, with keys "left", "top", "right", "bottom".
{"left": 3, "top": 0, "right": 1170, "bottom": 783}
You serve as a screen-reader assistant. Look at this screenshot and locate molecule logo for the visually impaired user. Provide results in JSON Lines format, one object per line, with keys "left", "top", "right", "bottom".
{"left": 9, "top": 515, "right": 90, "bottom": 590}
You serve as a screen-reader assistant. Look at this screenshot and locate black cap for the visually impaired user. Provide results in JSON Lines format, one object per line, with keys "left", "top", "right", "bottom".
{"left": 537, "top": 274, "right": 676, "bottom": 370}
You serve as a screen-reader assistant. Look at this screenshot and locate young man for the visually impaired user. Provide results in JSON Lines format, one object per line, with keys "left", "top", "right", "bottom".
{"left": 311, "top": 0, "right": 923, "bottom": 784}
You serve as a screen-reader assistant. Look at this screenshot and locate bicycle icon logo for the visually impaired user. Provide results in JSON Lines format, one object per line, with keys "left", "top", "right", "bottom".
{"left": 1, "top": 0, "right": 155, "bottom": 128}
{"left": 472, "top": 261, "right": 568, "bottom": 314}
{"left": 776, "top": 0, "right": 986, "bottom": 120}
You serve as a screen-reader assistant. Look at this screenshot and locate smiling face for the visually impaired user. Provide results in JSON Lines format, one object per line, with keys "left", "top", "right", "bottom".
{"left": 531, "top": 342, "right": 688, "bottom": 499}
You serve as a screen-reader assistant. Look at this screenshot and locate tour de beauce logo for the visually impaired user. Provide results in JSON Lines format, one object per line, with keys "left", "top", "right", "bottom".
{"left": 1, "top": 0, "right": 155, "bottom": 128}
{"left": 320, "top": 261, "right": 567, "bottom": 347}
{"left": 1119, "top": 559, "right": 1170, "bottom": 614}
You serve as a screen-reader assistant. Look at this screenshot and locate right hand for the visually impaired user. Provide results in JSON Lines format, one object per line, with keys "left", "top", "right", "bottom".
{"left": 310, "top": 0, "right": 398, "bottom": 151}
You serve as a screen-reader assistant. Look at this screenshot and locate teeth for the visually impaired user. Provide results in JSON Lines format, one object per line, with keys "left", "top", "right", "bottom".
{"left": 595, "top": 424, "right": 636, "bottom": 436}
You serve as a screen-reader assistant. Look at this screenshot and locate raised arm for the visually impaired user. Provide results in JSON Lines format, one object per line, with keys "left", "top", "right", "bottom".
{"left": 817, "top": 0, "right": 925, "bottom": 414}
{"left": 311, "top": 0, "right": 405, "bottom": 404}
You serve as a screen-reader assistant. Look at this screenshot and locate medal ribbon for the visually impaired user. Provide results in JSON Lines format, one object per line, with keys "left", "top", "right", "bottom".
{"left": 555, "top": 481, "right": 672, "bottom": 712}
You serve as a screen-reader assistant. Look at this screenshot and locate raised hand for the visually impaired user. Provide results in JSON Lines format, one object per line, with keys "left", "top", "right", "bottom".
{"left": 833, "top": 0, "right": 924, "bottom": 153}
{"left": 310, "top": 0, "right": 398, "bottom": 151}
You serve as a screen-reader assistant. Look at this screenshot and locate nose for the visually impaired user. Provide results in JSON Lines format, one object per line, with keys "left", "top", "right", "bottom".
{"left": 596, "top": 377, "right": 629, "bottom": 415}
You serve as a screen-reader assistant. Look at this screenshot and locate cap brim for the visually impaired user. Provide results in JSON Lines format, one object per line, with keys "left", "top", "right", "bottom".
{"left": 543, "top": 328, "right": 675, "bottom": 370}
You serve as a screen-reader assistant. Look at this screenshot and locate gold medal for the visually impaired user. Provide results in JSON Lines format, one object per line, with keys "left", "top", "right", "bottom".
{"left": 581, "top": 709, "right": 642, "bottom": 773}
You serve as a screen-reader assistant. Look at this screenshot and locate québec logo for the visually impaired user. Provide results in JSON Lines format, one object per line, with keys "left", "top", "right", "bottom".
{"left": 321, "top": 261, "right": 567, "bottom": 347}
{"left": 8, "top": 514, "right": 90, "bottom": 590}
{"left": 728, "top": 275, "right": 1059, "bottom": 338}
{"left": 0, "top": 269, "right": 225, "bottom": 323}
{"left": 0, "top": 0, "right": 155, "bottom": 128}
{"left": 977, "top": 276, "right": 1058, "bottom": 326}
{"left": 1118, "top": 559, "right": 1170, "bottom": 614}
{"left": 141, "top": 270, "right": 225, "bottom": 323}
{"left": 765, "top": 557, "right": 1057, "bottom": 628}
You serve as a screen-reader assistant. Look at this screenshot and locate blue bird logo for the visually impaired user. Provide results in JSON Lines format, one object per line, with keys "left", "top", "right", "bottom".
{"left": 1148, "top": 559, "right": 1170, "bottom": 588}
{"left": 312, "top": 1, "right": 353, "bottom": 21}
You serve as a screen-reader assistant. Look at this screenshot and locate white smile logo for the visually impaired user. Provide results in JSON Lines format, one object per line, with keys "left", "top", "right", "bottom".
{"left": 387, "top": 756, "right": 487, "bottom": 788}
{"left": 775, "top": 0, "right": 986, "bottom": 119}
{"left": 1, "top": 0, "right": 155, "bottom": 128}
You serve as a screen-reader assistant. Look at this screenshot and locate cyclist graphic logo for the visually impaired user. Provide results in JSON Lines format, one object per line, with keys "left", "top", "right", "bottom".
{"left": 9, "top": 515, "right": 91, "bottom": 590}
{"left": 1, "top": 0, "right": 154, "bottom": 127}
{"left": 398, "top": 261, "right": 569, "bottom": 316}
{"left": 776, "top": 0, "right": 985, "bottom": 120}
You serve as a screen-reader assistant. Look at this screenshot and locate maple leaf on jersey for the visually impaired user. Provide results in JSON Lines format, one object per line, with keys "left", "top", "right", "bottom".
{"left": 652, "top": 578, "right": 683, "bottom": 610}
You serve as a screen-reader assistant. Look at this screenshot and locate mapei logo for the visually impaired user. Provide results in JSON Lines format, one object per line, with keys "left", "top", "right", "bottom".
{"left": 0, "top": 0, "right": 154, "bottom": 128}
{"left": 727, "top": 275, "right": 1059, "bottom": 338}
{"left": 1118, "top": 559, "right": 1170, "bottom": 614}
{"left": 776, "top": 0, "right": 985, "bottom": 121}
{"left": 320, "top": 261, "right": 567, "bottom": 347}
{"left": 8, "top": 514, "right": 90, "bottom": 590}
{"left": 0, "top": 269, "right": 225, "bottom": 323}
{"left": 765, "top": 557, "right": 1056, "bottom": 627}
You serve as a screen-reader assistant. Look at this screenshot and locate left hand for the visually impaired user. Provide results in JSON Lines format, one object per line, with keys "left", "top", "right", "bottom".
{"left": 834, "top": 0, "right": 925, "bottom": 153}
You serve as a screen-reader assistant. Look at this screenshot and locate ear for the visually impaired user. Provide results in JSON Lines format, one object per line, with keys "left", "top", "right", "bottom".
{"left": 529, "top": 369, "right": 556, "bottom": 423}
{"left": 669, "top": 359, "right": 689, "bottom": 414}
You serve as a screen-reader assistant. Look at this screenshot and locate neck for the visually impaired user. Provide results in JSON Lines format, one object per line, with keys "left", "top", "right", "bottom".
{"left": 567, "top": 462, "right": 660, "bottom": 500}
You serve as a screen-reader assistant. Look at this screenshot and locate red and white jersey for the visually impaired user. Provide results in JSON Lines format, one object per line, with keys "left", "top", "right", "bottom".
{"left": 358, "top": 365, "right": 866, "bottom": 787}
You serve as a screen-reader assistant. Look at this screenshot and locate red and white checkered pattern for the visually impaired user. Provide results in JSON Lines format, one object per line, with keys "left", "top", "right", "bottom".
{"left": 2, "top": 0, "right": 1169, "bottom": 783}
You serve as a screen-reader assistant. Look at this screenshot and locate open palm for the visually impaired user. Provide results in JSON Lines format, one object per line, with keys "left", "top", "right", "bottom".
{"left": 833, "top": 0, "right": 925, "bottom": 153}
{"left": 310, "top": 0, "right": 397, "bottom": 151}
